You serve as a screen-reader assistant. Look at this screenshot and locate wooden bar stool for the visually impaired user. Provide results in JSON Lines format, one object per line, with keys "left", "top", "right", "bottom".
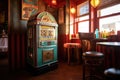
{"left": 82, "top": 51, "right": 104, "bottom": 80}
{"left": 64, "top": 43, "right": 81, "bottom": 64}
{"left": 104, "top": 68, "right": 120, "bottom": 80}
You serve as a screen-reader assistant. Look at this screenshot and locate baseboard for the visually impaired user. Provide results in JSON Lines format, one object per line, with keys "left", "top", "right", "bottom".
{"left": 26, "top": 62, "right": 58, "bottom": 75}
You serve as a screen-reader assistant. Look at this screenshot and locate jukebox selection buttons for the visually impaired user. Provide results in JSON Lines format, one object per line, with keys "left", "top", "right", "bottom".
{"left": 40, "top": 42, "right": 47, "bottom": 46}
{"left": 40, "top": 41, "right": 56, "bottom": 46}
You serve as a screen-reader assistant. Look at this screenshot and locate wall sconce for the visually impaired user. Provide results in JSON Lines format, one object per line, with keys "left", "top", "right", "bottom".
{"left": 90, "top": 0, "right": 100, "bottom": 8}
{"left": 51, "top": 0, "right": 57, "bottom": 5}
{"left": 70, "top": 7, "right": 76, "bottom": 14}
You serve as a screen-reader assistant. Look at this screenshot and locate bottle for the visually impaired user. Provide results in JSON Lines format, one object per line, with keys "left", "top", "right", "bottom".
{"left": 95, "top": 28, "right": 99, "bottom": 38}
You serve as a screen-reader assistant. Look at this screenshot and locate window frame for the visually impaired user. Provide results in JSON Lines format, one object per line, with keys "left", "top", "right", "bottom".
{"left": 97, "top": 3, "right": 120, "bottom": 36}
{"left": 76, "top": 1, "right": 90, "bottom": 33}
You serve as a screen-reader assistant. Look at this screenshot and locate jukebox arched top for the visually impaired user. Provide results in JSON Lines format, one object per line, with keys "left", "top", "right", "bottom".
{"left": 28, "top": 11, "right": 58, "bottom": 27}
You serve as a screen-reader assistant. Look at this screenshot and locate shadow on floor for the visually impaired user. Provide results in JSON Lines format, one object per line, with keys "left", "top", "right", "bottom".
{"left": 0, "top": 58, "right": 83, "bottom": 80}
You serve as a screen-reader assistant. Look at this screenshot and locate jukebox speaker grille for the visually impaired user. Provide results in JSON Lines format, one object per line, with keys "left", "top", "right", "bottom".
{"left": 42, "top": 49, "right": 54, "bottom": 63}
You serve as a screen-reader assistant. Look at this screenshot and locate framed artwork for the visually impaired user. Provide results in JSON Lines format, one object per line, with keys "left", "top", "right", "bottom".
{"left": 21, "top": 0, "right": 38, "bottom": 20}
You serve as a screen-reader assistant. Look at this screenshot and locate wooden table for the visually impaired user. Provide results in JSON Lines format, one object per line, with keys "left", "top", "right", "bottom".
{"left": 96, "top": 42, "right": 120, "bottom": 69}
{"left": 64, "top": 43, "right": 81, "bottom": 64}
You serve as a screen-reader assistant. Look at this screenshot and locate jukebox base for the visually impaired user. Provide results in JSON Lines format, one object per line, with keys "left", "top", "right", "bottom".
{"left": 26, "top": 62, "right": 58, "bottom": 75}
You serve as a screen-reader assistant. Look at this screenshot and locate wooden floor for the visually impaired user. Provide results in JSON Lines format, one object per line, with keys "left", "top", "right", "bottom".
{"left": 0, "top": 56, "right": 83, "bottom": 80}
{"left": 0, "top": 55, "right": 106, "bottom": 80}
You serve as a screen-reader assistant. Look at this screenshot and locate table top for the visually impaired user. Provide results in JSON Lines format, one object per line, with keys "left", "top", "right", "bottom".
{"left": 96, "top": 42, "right": 120, "bottom": 47}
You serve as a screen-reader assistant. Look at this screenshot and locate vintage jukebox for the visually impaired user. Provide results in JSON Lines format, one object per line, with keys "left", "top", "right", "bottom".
{"left": 27, "top": 11, "right": 58, "bottom": 73}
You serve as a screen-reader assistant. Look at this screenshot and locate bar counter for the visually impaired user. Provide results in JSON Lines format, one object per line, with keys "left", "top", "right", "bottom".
{"left": 91, "top": 38, "right": 108, "bottom": 51}
{"left": 96, "top": 42, "right": 120, "bottom": 69}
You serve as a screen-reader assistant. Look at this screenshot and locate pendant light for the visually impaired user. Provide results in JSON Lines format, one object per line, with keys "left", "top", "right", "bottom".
{"left": 90, "top": 0, "right": 100, "bottom": 8}
{"left": 70, "top": 7, "right": 76, "bottom": 14}
{"left": 51, "top": 0, "right": 57, "bottom": 5}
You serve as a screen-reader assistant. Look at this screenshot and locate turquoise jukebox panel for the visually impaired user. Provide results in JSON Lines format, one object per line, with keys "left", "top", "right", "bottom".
{"left": 37, "top": 46, "right": 57, "bottom": 67}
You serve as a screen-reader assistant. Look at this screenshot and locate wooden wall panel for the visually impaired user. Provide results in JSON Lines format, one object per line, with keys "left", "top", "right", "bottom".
{"left": 8, "top": 0, "right": 28, "bottom": 71}
{"left": 8, "top": 33, "right": 26, "bottom": 70}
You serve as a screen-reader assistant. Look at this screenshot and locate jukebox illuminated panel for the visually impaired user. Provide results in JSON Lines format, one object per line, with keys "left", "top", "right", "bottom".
{"left": 38, "top": 25, "right": 57, "bottom": 46}
{"left": 40, "top": 26, "right": 56, "bottom": 41}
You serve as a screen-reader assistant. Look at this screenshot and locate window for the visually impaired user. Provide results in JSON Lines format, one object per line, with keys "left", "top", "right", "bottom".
{"left": 78, "top": 21, "right": 89, "bottom": 32}
{"left": 77, "top": 1, "right": 89, "bottom": 33}
{"left": 77, "top": 1, "right": 89, "bottom": 16}
{"left": 70, "top": 1, "right": 89, "bottom": 36}
{"left": 78, "top": 15, "right": 89, "bottom": 32}
{"left": 99, "top": 4, "right": 120, "bottom": 16}
{"left": 99, "top": 15, "right": 120, "bottom": 34}
{"left": 98, "top": 4, "right": 120, "bottom": 36}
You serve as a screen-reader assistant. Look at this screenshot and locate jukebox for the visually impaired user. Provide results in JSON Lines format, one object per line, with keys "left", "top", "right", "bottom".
{"left": 27, "top": 11, "right": 58, "bottom": 73}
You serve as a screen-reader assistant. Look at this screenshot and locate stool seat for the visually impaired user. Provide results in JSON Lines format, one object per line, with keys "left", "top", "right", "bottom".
{"left": 104, "top": 68, "right": 120, "bottom": 80}
{"left": 83, "top": 51, "right": 104, "bottom": 58}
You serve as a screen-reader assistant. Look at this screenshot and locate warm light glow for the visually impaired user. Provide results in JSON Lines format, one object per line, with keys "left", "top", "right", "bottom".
{"left": 70, "top": 7, "right": 76, "bottom": 14}
{"left": 90, "top": 0, "right": 100, "bottom": 8}
{"left": 52, "top": 0, "right": 57, "bottom": 5}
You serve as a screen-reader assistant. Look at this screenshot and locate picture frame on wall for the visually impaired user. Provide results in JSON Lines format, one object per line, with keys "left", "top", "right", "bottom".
{"left": 21, "top": 0, "right": 38, "bottom": 20}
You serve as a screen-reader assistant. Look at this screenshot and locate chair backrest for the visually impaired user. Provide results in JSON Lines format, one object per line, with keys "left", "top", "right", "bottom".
{"left": 79, "top": 32, "right": 95, "bottom": 40}
{"left": 78, "top": 32, "right": 95, "bottom": 52}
